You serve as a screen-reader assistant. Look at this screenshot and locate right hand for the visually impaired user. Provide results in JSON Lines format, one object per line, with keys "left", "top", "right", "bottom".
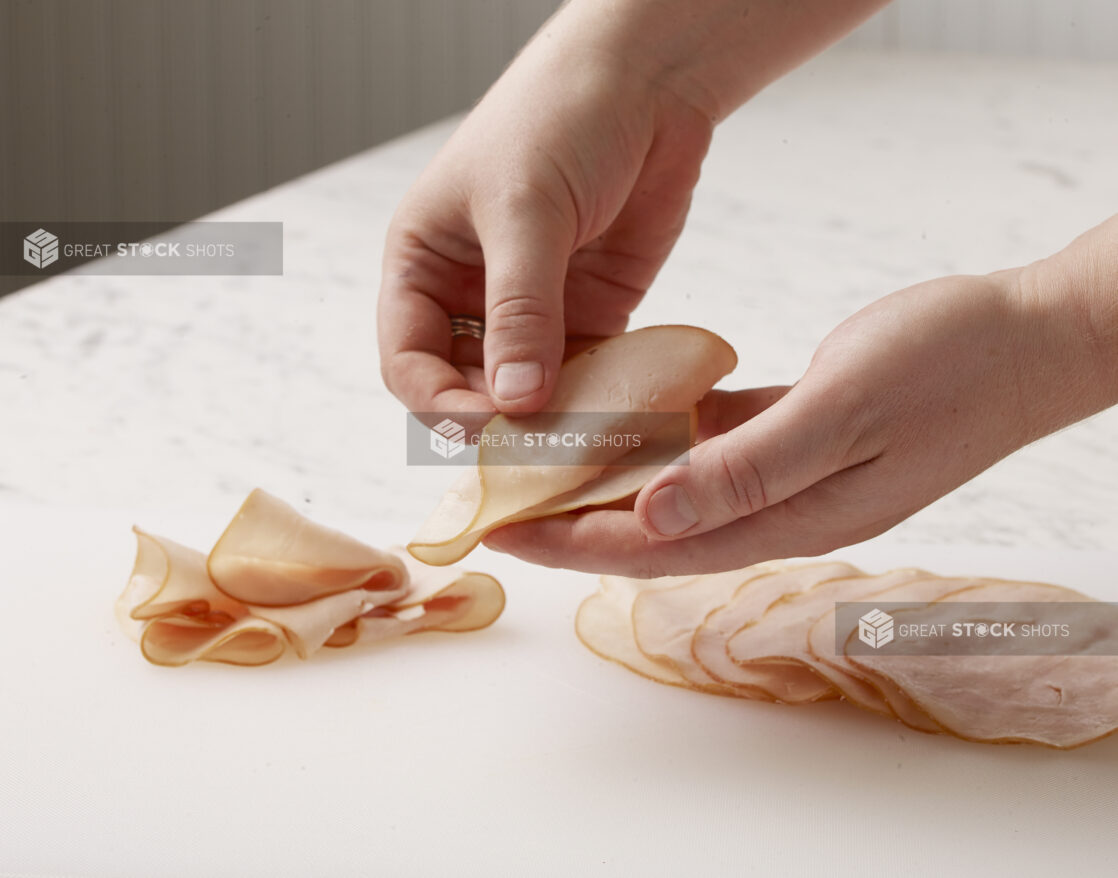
{"left": 376, "top": 7, "right": 715, "bottom": 417}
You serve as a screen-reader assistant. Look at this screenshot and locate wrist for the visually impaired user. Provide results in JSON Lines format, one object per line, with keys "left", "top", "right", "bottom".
{"left": 999, "top": 215, "right": 1118, "bottom": 436}
{"left": 1036, "top": 218, "right": 1118, "bottom": 398}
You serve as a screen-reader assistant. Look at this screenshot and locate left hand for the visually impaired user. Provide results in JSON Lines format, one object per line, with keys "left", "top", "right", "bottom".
{"left": 483, "top": 269, "right": 1099, "bottom": 576}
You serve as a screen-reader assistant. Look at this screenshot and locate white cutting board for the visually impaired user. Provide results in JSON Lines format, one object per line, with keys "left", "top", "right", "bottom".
{"left": 2, "top": 502, "right": 1117, "bottom": 878}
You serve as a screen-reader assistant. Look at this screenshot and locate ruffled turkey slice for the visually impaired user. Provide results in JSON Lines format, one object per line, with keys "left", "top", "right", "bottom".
{"left": 691, "top": 562, "right": 862, "bottom": 702}
{"left": 408, "top": 325, "right": 737, "bottom": 565}
{"left": 243, "top": 581, "right": 411, "bottom": 659}
{"left": 630, "top": 563, "right": 785, "bottom": 695}
{"left": 806, "top": 577, "right": 990, "bottom": 729}
{"left": 116, "top": 528, "right": 247, "bottom": 635}
{"left": 576, "top": 574, "right": 698, "bottom": 687}
{"left": 386, "top": 546, "right": 506, "bottom": 632}
{"left": 118, "top": 499, "right": 505, "bottom": 667}
{"left": 327, "top": 551, "right": 505, "bottom": 647}
{"left": 140, "top": 615, "right": 287, "bottom": 667}
{"left": 847, "top": 581, "right": 1118, "bottom": 748}
{"left": 242, "top": 546, "right": 419, "bottom": 658}
{"left": 724, "top": 568, "right": 930, "bottom": 703}
{"left": 116, "top": 528, "right": 283, "bottom": 666}
{"left": 208, "top": 488, "right": 408, "bottom": 606}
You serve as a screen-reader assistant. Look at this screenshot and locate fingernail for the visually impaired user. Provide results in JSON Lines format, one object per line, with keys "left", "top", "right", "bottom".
{"left": 494, "top": 361, "right": 544, "bottom": 401}
{"left": 647, "top": 484, "right": 698, "bottom": 537}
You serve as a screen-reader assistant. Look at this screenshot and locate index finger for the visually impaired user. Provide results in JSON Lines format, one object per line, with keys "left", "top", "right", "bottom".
{"left": 376, "top": 234, "right": 497, "bottom": 417}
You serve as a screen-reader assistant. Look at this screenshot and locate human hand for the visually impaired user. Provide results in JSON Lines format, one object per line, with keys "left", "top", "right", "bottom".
{"left": 484, "top": 267, "right": 1115, "bottom": 576}
{"left": 377, "top": 0, "right": 891, "bottom": 418}
{"left": 376, "top": 4, "right": 715, "bottom": 417}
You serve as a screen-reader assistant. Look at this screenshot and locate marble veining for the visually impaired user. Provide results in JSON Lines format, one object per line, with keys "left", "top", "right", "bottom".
{"left": 1, "top": 50, "right": 1116, "bottom": 550}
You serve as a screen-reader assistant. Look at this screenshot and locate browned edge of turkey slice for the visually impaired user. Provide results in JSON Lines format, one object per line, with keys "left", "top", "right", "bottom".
{"left": 690, "top": 562, "right": 863, "bottom": 703}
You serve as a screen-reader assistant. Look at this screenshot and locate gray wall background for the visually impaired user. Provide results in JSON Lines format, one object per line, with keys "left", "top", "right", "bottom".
{"left": 0, "top": 0, "right": 563, "bottom": 296}
{"left": 2, "top": 0, "right": 1115, "bottom": 297}
{"left": 0, "top": 0, "right": 562, "bottom": 223}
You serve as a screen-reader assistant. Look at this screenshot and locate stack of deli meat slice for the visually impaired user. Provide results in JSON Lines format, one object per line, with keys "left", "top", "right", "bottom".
{"left": 116, "top": 489, "right": 505, "bottom": 667}
{"left": 577, "top": 561, "right": 1118, "bottom": 749}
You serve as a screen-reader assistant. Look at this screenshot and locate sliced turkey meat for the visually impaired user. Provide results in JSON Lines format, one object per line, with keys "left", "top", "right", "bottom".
{"left": 630, "top": 563, "right": 783, "bottom": 695}
{"left": 690, "top": 561, "right": 862, "bottom": 702}
{"left": 576, "top": 574, "right": 694, "bottom": 687}
{"left": 806, "top": 576, "right": 992, "bottom": 731}
{"left": 573, "top": 558, "right": 1118, "bottom": 748}
{"left": 116, "top": 490, "right": 505, "bottom": 667}
{"left": 724, "top": 567, "right": 930, "bottom": 704}
{"left": 408, "top": 325, "right": 737, "bottom": 565}
{"left": 847, "top": 581, "right": 1118, "bottom": 747}
{"left": 208, "top": 488, "right": 408, "bottom": 606}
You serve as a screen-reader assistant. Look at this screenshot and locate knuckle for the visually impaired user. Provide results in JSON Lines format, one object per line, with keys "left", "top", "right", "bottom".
{"left": 486, "top": 294, "right": 555, "bottom": 333}
{"left": 502, "top": 173, "right": 578, "bottom": 228}
{"left": 491, "top": 179, "right": 553, "bottom": 215}
{"left": 481, "top": 177, "right": 577, "bottom": 242}
{"left": 715, "top": 441, "right": 768, "bottom": 518}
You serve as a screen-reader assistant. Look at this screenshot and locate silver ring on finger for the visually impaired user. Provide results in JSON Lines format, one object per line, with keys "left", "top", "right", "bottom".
{"left": 449, "top": 314, "right": 486, "bottom": 340}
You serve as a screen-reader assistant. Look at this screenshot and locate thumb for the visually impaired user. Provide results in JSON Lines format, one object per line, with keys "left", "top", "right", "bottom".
{"left": 475, "top": 195, "right": 574, "bottom": 413}
{"left": 634, "top": 385, "right": 858, "bottom": 540}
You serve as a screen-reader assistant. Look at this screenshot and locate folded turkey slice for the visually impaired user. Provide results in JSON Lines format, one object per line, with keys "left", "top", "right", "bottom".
{"left": 324, "top": 548, "right": 505, "bottom": 647}
{"left": 691, "top": 561, "right": 862, "bottom": 702}
{"left": 141, "top": 615, "right": 288, "bottom": 667}
{"left": 408, "top": 325, "right": 737, "bottom": 565}
{"left": 243, "top": 572, "right": 410, "bottom": 658}
{"left": 115, "top": 529, "right": 287, "bottom": 666}
{"left": 846, "top": 581, "right": 1118, "bottom": 748}
{"left": 339, "top": 560, "right": 505, "bottom": 647}
{"left": 209, "top": 488, "right": 408, "bottom": 605}
{"left": 117, "top": 491, "right": 505, "bottom": 666}
{"left": 118, "top": 529, "right": 246, "bottom": 628}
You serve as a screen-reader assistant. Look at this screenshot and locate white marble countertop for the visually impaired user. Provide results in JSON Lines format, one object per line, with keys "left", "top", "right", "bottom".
{"left": 3, "top": 49, "right": 1117, "bottom": 551}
